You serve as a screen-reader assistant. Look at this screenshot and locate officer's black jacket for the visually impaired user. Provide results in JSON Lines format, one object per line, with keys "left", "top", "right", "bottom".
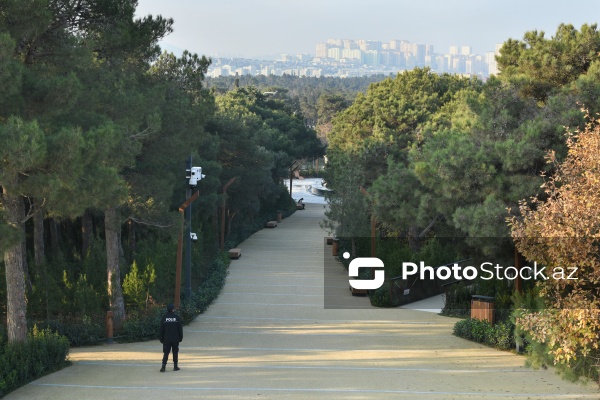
{"left": 159, "top": 311, "right": 183, "bottom": 343}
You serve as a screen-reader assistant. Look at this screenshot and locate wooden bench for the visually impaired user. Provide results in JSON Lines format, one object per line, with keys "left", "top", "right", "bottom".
{"left": 228, "top": 248, "right": 241, "bottom": 259}
{"left": 265, "top": 221, "right": 277, "bottom": 228}
{"left": 350, "top": 286, "right": 368, "bottom": 296}
{"left": 296, "top": 204, "right": 305, "bottom": 210}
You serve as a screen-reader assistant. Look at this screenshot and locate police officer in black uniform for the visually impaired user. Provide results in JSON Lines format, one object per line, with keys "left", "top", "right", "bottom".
{"left": 159, "top": 303, "right": 183, "bottom": 372}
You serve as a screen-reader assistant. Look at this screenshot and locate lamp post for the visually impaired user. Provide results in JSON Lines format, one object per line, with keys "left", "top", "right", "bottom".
{"left": 289, "top": 160, "right": 299, "bottom": 202}
{"left": 174, "top": 158, "right": 205, "bottom": 308}
{"left": 185, "top": 157, "right": 192, "bottom": 300}
{"left": 175, "top": 190, "right": 198, "bottom": 309}
{"left": 220, "top": 177, "right": 238, "bottom": 251}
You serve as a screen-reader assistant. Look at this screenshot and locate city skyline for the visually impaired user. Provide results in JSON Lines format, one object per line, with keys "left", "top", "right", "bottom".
{"left": 135, "top": 0, "right": 600, "bottom": 59}
{"left": 206, "top": 37, "right": 500, "bottom": 79}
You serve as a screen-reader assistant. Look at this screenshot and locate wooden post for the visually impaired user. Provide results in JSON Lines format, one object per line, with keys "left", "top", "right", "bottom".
{"left": 106, "top": 311, "right": 114, "bottom": 344}
{"left": 220, "top": 178, "right": 237, "bottom": 251}
{"left": 514, "top": 246, "right": 523, "bottom": 293}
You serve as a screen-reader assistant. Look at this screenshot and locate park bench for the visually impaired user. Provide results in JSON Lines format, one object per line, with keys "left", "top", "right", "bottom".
{"left": 265, "top": 221, "right": 277, "bottom": 228}
{"left": 228, "top": 248, "right": 242, "bottom": 259}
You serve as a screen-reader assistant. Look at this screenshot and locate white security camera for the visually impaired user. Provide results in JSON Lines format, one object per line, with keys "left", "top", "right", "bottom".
{"left": 187, "top": 166, "right": 205, "bottom": 188}
{"left": 190, "top": 232, "right": 198, "bottom": 242}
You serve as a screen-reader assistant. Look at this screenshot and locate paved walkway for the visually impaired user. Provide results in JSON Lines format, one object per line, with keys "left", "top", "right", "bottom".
{"left": 7, "top": 204, "right": 600, "bottom": 399}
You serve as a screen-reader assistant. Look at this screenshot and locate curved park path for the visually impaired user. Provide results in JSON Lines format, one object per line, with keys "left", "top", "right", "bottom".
{"left": 7, "top": 204, "right": 599, "bottom": 399}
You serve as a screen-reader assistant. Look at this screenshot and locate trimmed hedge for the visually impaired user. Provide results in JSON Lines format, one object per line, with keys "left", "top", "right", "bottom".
{"left": 35, "top": 316, "right": 103, "bottom": 347}
{"left": 179, "top": 252, "right": 230, "bottom": 324}
{"left": 121, "top": 307, "right": 164, "bottom": 342}
{"left": 453, "top": 318, "right": 516, "bottom": 350}
{"left": 0, "top": 326, "right": 69, "bottom": 397}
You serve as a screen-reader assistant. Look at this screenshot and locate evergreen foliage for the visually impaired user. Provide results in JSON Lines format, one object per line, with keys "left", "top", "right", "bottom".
{"left": 1, "top": 2, "right": 600, "bottom": 388}
{"left": 453, "top": 318, "right": 516, "bottom": 351}
{"left": 322, "top": 24, "right": 600, "bottom": 385}
{"left": 0, "top": 326, "right": 69, "bottom": 397}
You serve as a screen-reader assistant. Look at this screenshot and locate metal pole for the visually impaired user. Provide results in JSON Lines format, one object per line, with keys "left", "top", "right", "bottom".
{"left": 185, "top": 156, "right": 192, "bottom": 300}
{"left": 176, "top": 190, "right": 199, "bottom": 308}
{"left": 175, "top": 212, "right": 183, "bottom": 309}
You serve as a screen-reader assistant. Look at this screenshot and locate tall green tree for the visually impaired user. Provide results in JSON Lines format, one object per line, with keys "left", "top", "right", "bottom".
{"left": 0, "top": 118, "right": 46, "bottom": 342}
{"left": 0, "top": 0, "right": 174, "bottom": 335}
{"left": 206, "top": 87, "right": 323, "bottom": 243}
{"left": 496, "top": 23, "right": 600, "bottom": 102}
{"left": 325, "top": 69, "right": 480, "bottom": 246}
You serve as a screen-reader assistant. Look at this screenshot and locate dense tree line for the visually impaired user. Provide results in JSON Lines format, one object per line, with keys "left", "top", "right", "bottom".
{"left": 206, "top": 74, "right": 385, "bottom": 130}
{"left": 0, "top": 0, "right": 322, "bottom": 344}
{"left": 323, "top": 23, "right": 600, "bottom": 382}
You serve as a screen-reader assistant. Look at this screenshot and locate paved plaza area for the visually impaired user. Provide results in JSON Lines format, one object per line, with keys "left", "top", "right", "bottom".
{"left": 6, "top": 204, "right": 600, "bottom": 399}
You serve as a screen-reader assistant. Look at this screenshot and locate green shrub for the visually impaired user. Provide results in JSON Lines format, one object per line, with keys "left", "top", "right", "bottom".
{"left": 180, "top": 253, "right": 230, "bottom": 323}
{"left": 0, "top": 326, "right": 69, "bottom": 397}
{"left": 453, "top": 318, "right": 516, "bottom": 351}
{"left": 123, "top": 261, "right": 156, "bottom": 311}
{"left": 131, "top": 239, "right": 177, "bottom": 303}
{"left": 369, "top": 283, "right": 400, "bottom": 307}
{"left": 121, "top": 307, "right": 164, "bottom": 342}
{"left": 441, "top": 282, "right": 474, "bottom": 317}
{"left": 122, "top": 252, "right": 230, "bottom": 342}
{"left": 37, "top": 316, "right": 103, "bottom": 347}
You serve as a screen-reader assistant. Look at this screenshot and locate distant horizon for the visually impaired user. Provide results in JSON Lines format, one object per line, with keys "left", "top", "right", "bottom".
{"left": 160, "top": 38, "right": 496, "bottom": 61}
{"left": 136, "top": 0, "right": 600, "bottom": 60}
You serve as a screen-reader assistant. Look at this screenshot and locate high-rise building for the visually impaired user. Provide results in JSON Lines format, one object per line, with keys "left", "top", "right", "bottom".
{"left": 389, "top": 39, "right": 404, "bottom": 50}
{"left": 316, "top": 43, "right": 329, "bottom": 58}
{"left": 342, "top": 39, "right": 357, "bottom": 49}
{"left": 357, "top": 40, "right": 382, "bottom": 51}
{"left": 327, "top": 47, "right": 341, "bottom": 60}
{"left": 362, "top": 50, "right": 380, "bottom": 66}
{"left": 415, "top": 44, "right": 426, "bottom": 66}
{"left": 342, "top": 48, "right": 361, "bottom": 60}
{"left": 485, "top": 43, "right": 503, "bottom": 76}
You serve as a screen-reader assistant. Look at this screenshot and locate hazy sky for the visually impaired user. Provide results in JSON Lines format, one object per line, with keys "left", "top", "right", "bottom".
{"left": 135, "top": 0, "right": 600, "bottom": 58}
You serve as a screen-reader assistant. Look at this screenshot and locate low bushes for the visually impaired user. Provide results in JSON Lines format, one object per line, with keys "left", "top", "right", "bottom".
{"left": 0, "top": 326, "right": 69, "bottom": 397}
{"left": 179, "top": 252, "right": 230, "bottom": 324}
{"left": 440, "top": 282, "right": 474, "bottom": 318}
{"left": 453, "top": 318, "right": 515, "bottom": 350}
{"left": 36, "top": 316, "right": 103, "bottom": 347}
{"left": 121, "top": 252, "right": 230, "bottom": 342}
{"left": 121, "top": 307, "right": 164, "bottom": 342}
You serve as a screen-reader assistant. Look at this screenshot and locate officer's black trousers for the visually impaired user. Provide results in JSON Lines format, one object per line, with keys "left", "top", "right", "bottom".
{"left": 162, "top": 341, "right": 179, "bottom": 364}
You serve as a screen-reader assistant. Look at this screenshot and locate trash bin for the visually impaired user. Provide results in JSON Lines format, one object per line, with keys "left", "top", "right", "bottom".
{"left": 471, "top": 295, "right": 495, "bottom": 324}
{"left": 332, "top": 238, "right": 339, "bottom": 256}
